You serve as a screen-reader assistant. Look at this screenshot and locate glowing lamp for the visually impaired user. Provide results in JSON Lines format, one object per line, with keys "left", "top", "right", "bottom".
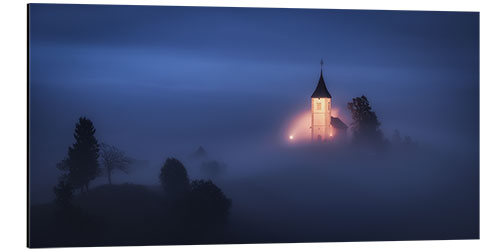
{"left": 289, "top": 135, "right": 294, "bottom": 140}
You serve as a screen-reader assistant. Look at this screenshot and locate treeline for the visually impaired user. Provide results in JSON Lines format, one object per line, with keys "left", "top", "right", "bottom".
{"left": 48, "top": 117, "right": 232, "bottom": 246}
{"left": 55, "top": 117, "right": 134, "bottom": 197}
{"left": 159, "top": 158, "right": 231, "bottom": 230}
{"left": 347, "top": 95, "right": 418, "bottom": 152}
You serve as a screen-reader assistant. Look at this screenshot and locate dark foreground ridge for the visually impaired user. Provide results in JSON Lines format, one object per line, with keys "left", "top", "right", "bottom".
{"left": 29, "top": 183, "right": 229, "bottom": 247}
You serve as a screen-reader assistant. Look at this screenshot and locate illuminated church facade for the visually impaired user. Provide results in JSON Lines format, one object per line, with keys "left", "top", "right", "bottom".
{"left": 311, "top": 63, "right": 347, "bottom": 142}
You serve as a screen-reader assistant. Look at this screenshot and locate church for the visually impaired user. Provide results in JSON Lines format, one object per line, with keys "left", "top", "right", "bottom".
{"left": 310, "top": 62, "right": 348, "bottom": 142}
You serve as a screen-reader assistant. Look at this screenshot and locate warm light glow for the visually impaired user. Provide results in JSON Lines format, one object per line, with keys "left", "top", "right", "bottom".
{"left": 331, "top": 107, "right": 339, "bottom": 118}
{"left": 286, "top": 110, "right": 311, "bottom": 143}
{"left": 286, "top": 106, "right": 347, "bottom": 144}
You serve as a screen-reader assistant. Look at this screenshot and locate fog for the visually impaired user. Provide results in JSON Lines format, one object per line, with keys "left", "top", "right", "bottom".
{"left": 28, "top": 4, "right": 478, "bottom": 245}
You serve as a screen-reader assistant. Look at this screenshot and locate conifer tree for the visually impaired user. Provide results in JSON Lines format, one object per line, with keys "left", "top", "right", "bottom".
{"left": 58, "top": 117, "right": 100, "bottom": 192}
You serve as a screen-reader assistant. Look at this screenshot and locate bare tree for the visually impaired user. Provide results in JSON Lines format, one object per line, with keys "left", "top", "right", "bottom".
{"left": 100, "top": 143, "right": 133, "bottom": 184}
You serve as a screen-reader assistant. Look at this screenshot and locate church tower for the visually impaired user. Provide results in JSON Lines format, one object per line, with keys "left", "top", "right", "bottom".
{"left": 311, "top": 60, "right": 333, "bottom": 142}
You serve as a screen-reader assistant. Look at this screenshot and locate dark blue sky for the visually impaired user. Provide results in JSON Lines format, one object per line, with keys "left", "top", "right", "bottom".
{"left": 28, "top": 4, "right": 479, "bottom": 202}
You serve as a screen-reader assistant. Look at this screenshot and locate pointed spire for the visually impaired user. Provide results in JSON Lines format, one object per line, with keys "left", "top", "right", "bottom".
{"left": 311, "top": 59, "right": 332, "bottom": 98}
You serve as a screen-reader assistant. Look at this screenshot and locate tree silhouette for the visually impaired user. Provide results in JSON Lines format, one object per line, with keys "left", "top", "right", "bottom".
{"left": 391, "top": 129, "right": 418, "bottom": 151}
{"left": 57, "top": 117, "right": 100, "bottom": 192}
{"left": 159, "top": 158, "right": 190, "bottom": 200}
{"left": 53, "top": 177, "right": 74, "bottom": 209}
{"left": 186, "top": 180, "right": 232, "bottom": 226}
{"left": 392, "top": 129, "right": 402, "bottom": 145}
{"left": 347, "top": 95, "right": 385, "bottom": 147}
{"left": 100, "top": 143, "right": 133, "bottom": 184}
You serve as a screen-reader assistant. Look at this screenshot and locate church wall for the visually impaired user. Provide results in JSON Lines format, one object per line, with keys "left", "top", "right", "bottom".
{"left": 311, "top": 98, "right": 332, "bottom": 141}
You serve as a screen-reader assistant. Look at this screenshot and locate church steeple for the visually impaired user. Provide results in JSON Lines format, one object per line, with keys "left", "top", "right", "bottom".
{"left": 311, "top": 60, "right": 332, "bottom": 98}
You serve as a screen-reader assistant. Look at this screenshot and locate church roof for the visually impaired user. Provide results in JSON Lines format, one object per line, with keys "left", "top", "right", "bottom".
{"left": 331, "top": 117, "right": 348, "bottom": 130}
{"left": 311, "top": 70, "right": 332, "bottom": 98}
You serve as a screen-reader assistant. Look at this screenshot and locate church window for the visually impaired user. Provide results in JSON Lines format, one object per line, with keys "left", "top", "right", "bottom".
{"left": 316, "top": 102, "right": 321, "bottom": 110}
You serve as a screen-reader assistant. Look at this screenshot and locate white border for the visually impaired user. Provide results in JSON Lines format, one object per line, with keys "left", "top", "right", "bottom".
{"left": 1, "top": 0, "right": 499, "bottom": 250}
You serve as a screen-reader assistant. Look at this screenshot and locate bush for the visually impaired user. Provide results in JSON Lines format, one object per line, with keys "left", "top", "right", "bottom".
{"left": 159, "top": 158, "right": 190, "bottom": 200}
{"left": 186, "top": 180, "right": 232, "bottom": 226}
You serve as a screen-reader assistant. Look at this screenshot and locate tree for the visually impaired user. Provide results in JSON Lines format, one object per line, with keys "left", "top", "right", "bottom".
{"left": 53, "top": 177, "right": 74, "bottom": 209}
{"left": 186, "top": 180, "right": 232, "bottom": 225}
{"left": 156, "top": 159, "right": 232, "bottom": 241}
{"left": 159, "top": 158, "right": 190, "bottom": 200}
{"left": 58, "top": 117, "right": 100, "bottom": 192}
{"left": 347, "top": 95, "right": 385, "bottom": 147}
{"left": 392, "top": 129, "right": 402, "bottom": 145}
{"left": 100, "top": 143, "right": 133, "bottom": 184}
{"left": 391, "top": 129, "right": 418, "bottom": 151}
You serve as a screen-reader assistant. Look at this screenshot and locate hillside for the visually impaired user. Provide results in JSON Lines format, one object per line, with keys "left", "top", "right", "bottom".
{"left": 29, "top": 183, "right": 227, "bottom": 247}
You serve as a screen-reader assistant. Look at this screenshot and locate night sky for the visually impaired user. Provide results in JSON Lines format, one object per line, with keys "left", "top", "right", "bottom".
{"left": 28, "top": 4, "right": 479, "bottom": 203}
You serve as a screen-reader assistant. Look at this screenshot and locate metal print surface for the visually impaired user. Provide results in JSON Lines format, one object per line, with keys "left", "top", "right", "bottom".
{"left": 27, "top": 4, "right": 479, "bottom": 248}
